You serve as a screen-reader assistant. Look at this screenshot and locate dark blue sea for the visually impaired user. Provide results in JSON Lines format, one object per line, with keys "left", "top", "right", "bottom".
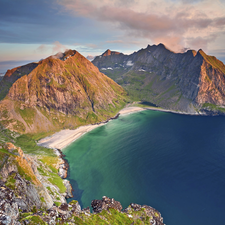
{"left": 63, "top": 110, "right": 225, "bottom": 225}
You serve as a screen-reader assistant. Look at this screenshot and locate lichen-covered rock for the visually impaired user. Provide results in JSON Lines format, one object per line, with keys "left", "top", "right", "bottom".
{"left": 91, "top": 196, "right": 123, "bottom": 213}
{"left": 69, "top": 201, "right": 81, "bottom": 215}
{"left": 124, "top": 203, "right": 164, "bottom": 225}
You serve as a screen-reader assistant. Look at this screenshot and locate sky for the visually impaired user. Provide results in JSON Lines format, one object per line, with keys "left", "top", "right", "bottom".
{"left": 0, "top": 0, "right": 225, "bottom": 73}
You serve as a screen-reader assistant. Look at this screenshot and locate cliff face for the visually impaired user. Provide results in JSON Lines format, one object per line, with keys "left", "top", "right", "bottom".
{"left": 93, "top": 44, "right": 225, "bottom": 114}
{"left": 0, "top": 50, "right": 127, "bottom": 133}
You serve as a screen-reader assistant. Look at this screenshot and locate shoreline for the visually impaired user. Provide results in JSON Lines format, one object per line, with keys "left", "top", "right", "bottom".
{"left": 37, "top": 105, "right": 200, "bottom": 151}
{"left": 143, "top": 106, "right": 199, "bottom": 115}
{"left": 37, "top": 105, "right": 199, "bottom": 201}
{"left": 37, "top": 106, "right": 146, "bottom": 150}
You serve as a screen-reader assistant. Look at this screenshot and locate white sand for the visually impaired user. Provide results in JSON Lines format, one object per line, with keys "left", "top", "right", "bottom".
{"left": 37, "top": 106, "right": 145, "bottom": 150}
{"left": 119, "top": 106, "right": 145, "bottom": 115}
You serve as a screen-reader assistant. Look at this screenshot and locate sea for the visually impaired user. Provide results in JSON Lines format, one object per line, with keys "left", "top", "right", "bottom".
{"left": 63, "top": 110, "right": 225, "bottom": 225}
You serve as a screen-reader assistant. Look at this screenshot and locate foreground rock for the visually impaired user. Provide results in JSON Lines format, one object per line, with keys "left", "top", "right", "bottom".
{"left": 91, "top": 196, "right": 122, "bottom": 213}
{"left": 1, "top": 194, "right": 165, "bottom": 225}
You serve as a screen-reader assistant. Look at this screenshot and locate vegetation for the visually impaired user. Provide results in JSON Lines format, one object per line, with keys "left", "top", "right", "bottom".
{"left": 202, "top": 103, "right": 225, "bottom": 113}
{"left": 48, "top": 174, "right": 66, "bottom": 193}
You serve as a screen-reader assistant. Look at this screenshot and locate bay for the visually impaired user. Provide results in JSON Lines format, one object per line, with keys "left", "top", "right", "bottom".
{"left": 63, "top": 110, "right": 225, "bottom": 225}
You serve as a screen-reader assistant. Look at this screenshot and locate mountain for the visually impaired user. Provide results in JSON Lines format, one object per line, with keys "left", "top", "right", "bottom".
{"left": 93, "top": 44, "right": 225, "bottom": 114}
{"left": 0, "top": 50, "right": 127, "bottom": 134}
{"left": 0, "top": 62, "right": 39, "bottom": 100}
{"left": 0, "top": 73, "right": 5, "bottom": 81}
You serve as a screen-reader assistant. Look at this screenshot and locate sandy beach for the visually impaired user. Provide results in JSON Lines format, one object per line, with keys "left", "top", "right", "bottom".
{"left": 37, "top": 106, "right": 145, "bottom": 150}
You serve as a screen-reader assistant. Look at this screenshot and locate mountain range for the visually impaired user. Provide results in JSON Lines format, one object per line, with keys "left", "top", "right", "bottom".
{"left": 93, "top": 43, "right": 225, "bottom": 114}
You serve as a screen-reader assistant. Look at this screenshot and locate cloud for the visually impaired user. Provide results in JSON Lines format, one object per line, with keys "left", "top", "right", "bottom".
{"left": 52, "top": 41, "right": 67, "bottom": 53}
{"left": 57, "top": 0, "right": 225, "bottom": 52}
{"left": 186, "top": 34, "right": 217, "bottom": 51}
{"left": 36, "top": 44, "right": 48, "bottom": 52}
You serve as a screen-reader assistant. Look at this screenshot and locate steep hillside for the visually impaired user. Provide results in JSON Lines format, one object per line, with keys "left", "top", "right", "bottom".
{"left": 0, "top": 62, "right": 39, "bottom": 100}
{"left": 0, "top": 50, "right": 127, "bottom": 134}
{"left": 93, "top": 44, "right": 225, "bottom": 114}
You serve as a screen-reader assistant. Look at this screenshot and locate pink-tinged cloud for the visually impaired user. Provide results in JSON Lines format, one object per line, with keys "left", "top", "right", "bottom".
{"left": 57, "top": 0, "right": 225, "bottom": 52}
{"left": 52, "top": 41, "right": 67, "bottom": 54}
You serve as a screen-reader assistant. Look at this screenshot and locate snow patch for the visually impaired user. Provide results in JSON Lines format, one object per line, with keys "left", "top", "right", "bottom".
{"left": 126, "top": 61, "right": 133, "bottom": 66}
{"left": 101, "top": 67, "right": 113, "bottom": 70}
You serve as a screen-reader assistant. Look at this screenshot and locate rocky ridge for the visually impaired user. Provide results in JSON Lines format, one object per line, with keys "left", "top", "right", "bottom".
{"left": 93, "top": 44, "right": 225, "bottom": 115}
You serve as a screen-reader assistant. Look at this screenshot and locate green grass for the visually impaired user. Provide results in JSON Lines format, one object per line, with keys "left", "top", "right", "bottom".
{"left": 202, "top": 103, "right": 225, "bottom": 113}
{"left": 48, "top": 173, "right": 66, "bottom": 193}
{"left": 15, "top": 134, "right": 55, "bottom": 156}
{"left": 73, "top": 208, "right": 152, "bottom": 225}
{"left": 40, "top": 197, "right": 46, "bottom": 203}
{"left": 54, "top": 201, "right": 61, "bottom": 207}
{"left": 21, "top": 215, "right": 46, "bottom": 225}
{"left": 156, "top": 84, "right": 176, "bottom": 99}
{"left": 39, "top": 156, "right": 59, "bottom": 173}
{"left": 46, "top": 186, "right": 54, "bottom": 195}
{"left": 5, "top": 172, "right": 16, "bottom": 190}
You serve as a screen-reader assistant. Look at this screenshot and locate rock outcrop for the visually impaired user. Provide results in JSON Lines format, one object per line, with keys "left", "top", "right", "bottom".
{"left": 0, "top": 143, "right": 70, "bottom": 215}
{"left": 93, "top": 44, "right": 225, "bottom": 114}
{"left": 91, "top": 196, "right": 122, "bottom": 213}
{"left": 0, "top": 194, "right": 165, "bottom": 225}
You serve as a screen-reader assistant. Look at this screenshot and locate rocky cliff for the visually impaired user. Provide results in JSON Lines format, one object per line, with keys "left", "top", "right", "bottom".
{"left": 93, "top": 44, "right": 225, "bottom": 114}
{"left": 0, "top": 142, "right": 74, "bottom": 224}
{"left": 0, "top": 50, "right": 127, "bottom": 134}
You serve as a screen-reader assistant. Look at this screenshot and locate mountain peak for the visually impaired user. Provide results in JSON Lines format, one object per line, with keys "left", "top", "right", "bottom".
{"left": 102, "top": 49, "right": 121, "bottom": 57}
{"left": 186, "top": 49, "right": 197, "bottom": 57}
{"left": 52, "top": 49, "right": 77, "bottom": 61}
{"left": 157, "top": 43, "right": 166, "bottom": 48}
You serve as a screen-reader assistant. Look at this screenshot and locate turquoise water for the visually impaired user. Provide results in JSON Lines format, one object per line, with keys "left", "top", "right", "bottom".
{"left": 63, "top": 110, "right": 225, "bottom": 225}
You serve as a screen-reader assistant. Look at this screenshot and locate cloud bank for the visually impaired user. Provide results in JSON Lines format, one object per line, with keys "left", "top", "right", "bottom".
{"left": 57, "top": 0, "right": 225, "bottom": 52}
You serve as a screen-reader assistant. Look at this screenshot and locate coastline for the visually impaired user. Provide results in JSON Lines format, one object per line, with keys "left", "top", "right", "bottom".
{"left": 37, "top": 105, "right": 200, "bottom": 151}
{"left": 36, "top": 105, "right": 199, "bottom": 204}
{"left": 37, "top": 106, "right": 146, "bottom": 150}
